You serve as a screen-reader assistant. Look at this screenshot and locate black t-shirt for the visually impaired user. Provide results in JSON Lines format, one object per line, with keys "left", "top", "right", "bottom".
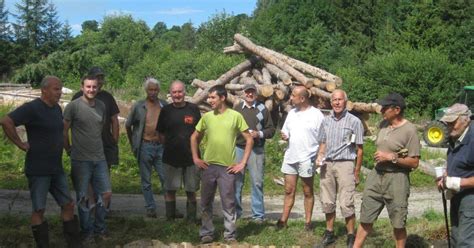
{"left": 72, "top": 90, "right": 120, "bottom": 147}
{"left": 8, "top": 98, "right": 64, "bottom": 176}
{"left": 157, "top": 102, "right": 201, "bottom": 167}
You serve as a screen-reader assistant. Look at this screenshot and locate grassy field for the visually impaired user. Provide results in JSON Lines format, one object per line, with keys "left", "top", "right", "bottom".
{"left": 0, "top": 209, "right": 448, "bottom": 247}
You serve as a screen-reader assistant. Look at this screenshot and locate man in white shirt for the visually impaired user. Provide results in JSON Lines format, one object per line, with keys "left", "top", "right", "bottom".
{"left": 276, "top": 86, "right": 324, "bottom": 231}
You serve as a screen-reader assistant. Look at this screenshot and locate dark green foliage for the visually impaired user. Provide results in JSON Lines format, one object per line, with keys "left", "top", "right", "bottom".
{"left": 81, "top": 20, "right": 98, "bottom": 32}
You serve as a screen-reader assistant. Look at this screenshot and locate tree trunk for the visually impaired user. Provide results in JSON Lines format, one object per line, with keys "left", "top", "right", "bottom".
{"left": 261, "top": 67, "right": 272, "bottom": 85}
{"left": 190, "top": 56, "right": 258, "bottom": 104}
{"left": 234, "top": 34, "right": 312, "bottom": 88}
{"left": 240, "top": 76, "right": 258, "bottom": 86}
{"left": 264, "top": 63, "right": 292, "bottom": 86}
{"left": 347, "top": 101, "right": 381, "bottom": 113}
{"left": 252, "top": 69, "right": 264, "bottom": 84}
{"left": 309, "top": 87, "right": 331, "bottom": 100}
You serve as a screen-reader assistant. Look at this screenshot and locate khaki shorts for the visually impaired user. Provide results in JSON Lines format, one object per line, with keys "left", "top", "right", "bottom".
{"left": 319, "top": 160, "right": 355, "bottom": 217}
{"left": 281, "top": 158, "right": 314, "bottom": 178}
{"left": 359, "top": 169, "right": 410, "bottom": 228}
{"left": 164, "top": 163, "right": 200, "bottom": 192}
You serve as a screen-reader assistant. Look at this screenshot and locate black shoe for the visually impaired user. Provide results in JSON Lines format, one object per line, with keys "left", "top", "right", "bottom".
{"left": 320, "top": 230, "right": 336, "bottom": 247}
{"left": 304, "top": 222, "right": 313, "bottom": 231}
{"left": 201, "top": 235, "right": 213, "bottom": 244}
{"left": 347, "top": 233, "right": 355, "bottom": 248}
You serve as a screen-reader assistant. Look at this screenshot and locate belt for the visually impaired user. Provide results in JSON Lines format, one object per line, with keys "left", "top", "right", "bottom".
{"left": 142, "top": 139, "right": 160, "bottom": 145}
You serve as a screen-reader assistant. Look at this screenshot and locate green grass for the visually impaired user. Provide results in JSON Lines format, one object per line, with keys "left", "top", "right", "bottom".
{"left": 0, "top": 210, "right": 447, "bottom": 247}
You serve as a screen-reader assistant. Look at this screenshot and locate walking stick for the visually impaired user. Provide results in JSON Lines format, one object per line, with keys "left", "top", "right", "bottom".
{"left": 442, "top": 190, "right": 451, "bottom": 248}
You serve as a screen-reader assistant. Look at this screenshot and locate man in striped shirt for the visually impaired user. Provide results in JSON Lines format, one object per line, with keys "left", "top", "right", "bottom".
{"left": 315, "top": 89, "right": 364, "bottom": 248}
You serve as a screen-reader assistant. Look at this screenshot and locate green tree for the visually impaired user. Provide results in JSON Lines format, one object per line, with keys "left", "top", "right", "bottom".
{"left": 179, "top": 22, "right": 195, "bottom": 50}
{"left": 13, "top": 0, "right": 48, "bottom": 47}
{"left": 81, "top": 20, "right": 99, "bottom": 32}
{"left": 0, "top": 0, "right": 9, "bottom": 40}
{"left": 41, "top": 2, "right": 62, "bottom": 55}
{"left": 151, "top": 21, "right": 167, "bottom": 38}
{"left": 196, "top": 12, "right": 249, "bottom": 51}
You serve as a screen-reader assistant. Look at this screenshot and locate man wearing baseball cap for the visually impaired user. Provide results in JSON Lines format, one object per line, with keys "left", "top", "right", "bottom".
{"left": 354, "top": 93, "right": 420, "bottom": 248}
{"left": 436, "top": 103, "right": 474, "bottom": 247}
{"left": 233, "top": 83, "right": 275, "bottom": 223}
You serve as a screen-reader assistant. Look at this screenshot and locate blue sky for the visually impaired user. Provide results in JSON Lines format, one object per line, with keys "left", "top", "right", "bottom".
{"left": 5, "top": 0, "right": 257, "bottom": 35}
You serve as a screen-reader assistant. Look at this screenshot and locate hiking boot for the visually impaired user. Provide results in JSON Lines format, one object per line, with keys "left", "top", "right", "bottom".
{"left": 275, "top": 219, "right": 287, "bottom": 230}
{"left": 346, "top": 233, "right": 355, "bottom": 248}
{"left": 146, "top": 208, "right": 157, "bottom": 218}
{"left": 304, "top": 222, "right": 313, "bottom": 231}
{"left": 319, "top": 230, "right": 336, "bottom": 247}
{"left": 32, "top": 221, "right": 49, "bottom": 248}
{"left": 201, "top": 235, "right": 213, "bottom": 244}
{"left": 63, "top": 215, "right": 82, "bottom": 248}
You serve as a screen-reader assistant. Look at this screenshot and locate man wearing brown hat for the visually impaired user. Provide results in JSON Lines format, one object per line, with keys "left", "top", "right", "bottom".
{"left": 354, "top": 93, "right": 420, "bottom": 248}
{"left": 436, "top": 103, "right": 474, "bottom": 247}
{"left": 233, "top": 83, "right": 275, "bottom": 222}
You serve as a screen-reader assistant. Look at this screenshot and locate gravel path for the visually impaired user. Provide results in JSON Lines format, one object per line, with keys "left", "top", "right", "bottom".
{"left": 0, "top": 187, "right": 446, "bottom": 220}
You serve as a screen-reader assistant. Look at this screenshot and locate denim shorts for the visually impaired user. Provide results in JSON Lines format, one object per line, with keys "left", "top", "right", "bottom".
{"left": 27, "top": 172, "right": 73, "bottom": 211}
{"left": 71, "top": 160, "right": 112, "bottom": 196}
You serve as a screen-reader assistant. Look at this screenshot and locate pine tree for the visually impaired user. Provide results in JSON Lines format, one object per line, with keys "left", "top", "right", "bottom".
{"left": 13, "top": 0, "right": 48, "bottom": 47}
{"left": 0, "top": 0, "right": 10, "bottom": 40}
{"left": 41, "top": 1, "right": 61, "bottom": 53}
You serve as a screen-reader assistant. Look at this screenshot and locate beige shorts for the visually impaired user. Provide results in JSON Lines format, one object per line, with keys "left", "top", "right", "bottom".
{"left": 164, "top": 163, "right": 200, "bottom": 192}
{"left": 319, "top": 160, "right": 355, "bottom": 217}
{"left": 281, "top": 158, "right": 314, "bottom": 178}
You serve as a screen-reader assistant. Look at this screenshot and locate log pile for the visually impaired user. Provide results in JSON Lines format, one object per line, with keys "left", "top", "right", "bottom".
{"left": 189, "top": 33, "right": 381, "bottom": 129}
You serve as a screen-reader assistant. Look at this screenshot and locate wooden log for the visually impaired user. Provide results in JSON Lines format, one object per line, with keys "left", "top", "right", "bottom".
{"left": 259, "top": 44, "right": 342, "bottom": 86}
{"left": 309, "top": 87, "right": 331, "bottom": 100}
{"left": 240, "top": 70, "right": 251, "bottom": 78}
{"left": 234, "top": 34, "right": 313, "bottom": 88}
{"left": 264, "top": 63, "right": 292, "bottom": 86}
{"left": 240, "top": 76, "right": 258, "bottom": 86}
{"left": 260, "top": 84, "right": 274, "bottom": 98}
{"left": 229, "top": 76, "right": 240, "bottom": 85}
{"left": 223, "top": 42, "right": 244, "bottom": 54}
{"left": 265, "top": 97, "right": 274, "bottom": 112}
{"left": 191, "top": 79, "right": 213, "bottom": 89}
{"left": 261, "top": 68, "right": 272, "bottom": 85}
{"left": 198, "top": 104, "right": 211, "bottom": 112}
{"left": 226, "top": 93, "right": 242, "bottom": 108}
{"left": 347, "top": 101, "right": 382, "bottom": 113}
{"left": 190, "top": 56, "right": 258, "bottom": 104}
{"left": 319, "top": 80, "right": 337, "bottom": 92}
{"left": 274, "top": 81, "right": 289, "bottom": 101}
{"left": 225, "top": 84, "right": 245, "bottom": 91}
{"left": 252, "top": 69, "right": 264, "bottom": 85}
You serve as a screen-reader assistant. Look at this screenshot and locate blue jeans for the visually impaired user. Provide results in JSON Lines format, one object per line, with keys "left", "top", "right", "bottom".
{"left": 234, "top": 146, "right": 265, "bottom": 220}
{"left": 71, "top": 160, "right": 111, "bottom": 235}
{"left": 138, "top": 142, "right": 165, "bottom": 210}
{"left": 27, "top": 172, "right": 73, "bottom": 211}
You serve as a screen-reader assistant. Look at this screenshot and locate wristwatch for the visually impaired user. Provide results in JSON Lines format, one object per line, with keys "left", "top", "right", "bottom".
{"left": 391, "top": 153, "right": 398, "bottom": 164}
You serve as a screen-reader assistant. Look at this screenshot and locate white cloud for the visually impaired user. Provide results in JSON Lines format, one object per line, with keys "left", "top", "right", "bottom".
{"left": 154, "top": 8, "right": 204, "bottom": 15}
{"left": 71, "top": 24, "right": 82, "bottom": 32}
{"left": 105, "top": 9, "right": 134, "bottom": 16}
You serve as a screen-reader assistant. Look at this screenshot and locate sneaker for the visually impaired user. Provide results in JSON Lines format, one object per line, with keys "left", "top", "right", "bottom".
{"left": 346, "top": 234, "right": 355, "bottom": 248}
{"left": 319, "top": 230, "right": 336, "bottom": 247}
{"left": 275, "top": 219, "right": 287, "bottom": 230}
{"left": 146, "top": 208, "right": 157, "bottom": 218}
{"left": 201, "top": 235, "right": 213, "bottom": 244}
{"left": 304, "top": 222, "right": 313, "bottom": 231}
{"left": 251, "top": 218, "right": 264, "bottom": 224}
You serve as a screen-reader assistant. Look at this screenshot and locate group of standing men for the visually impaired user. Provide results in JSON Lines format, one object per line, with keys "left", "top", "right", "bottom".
{"left": 3, "top": 66, "right": 474, "bottom": 248}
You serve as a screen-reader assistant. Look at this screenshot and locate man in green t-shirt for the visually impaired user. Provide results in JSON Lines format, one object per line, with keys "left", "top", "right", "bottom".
{"left": 191, "top": 85, "right": 254, "bottom": 244}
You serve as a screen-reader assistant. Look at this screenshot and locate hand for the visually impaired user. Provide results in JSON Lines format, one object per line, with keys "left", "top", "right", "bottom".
{"left": 19, "top": 142, "right": 30, "bottom": 152}
{"left": 354, "top": 171, "right": 360, "bottom": 185}
{"left": 193, "top": 158, "right": 209, "bottom": 170}
{"left": 227, "top": 162, "right": 245, "bottom": 174}
{"left": 250, "top": 130, "right": 259, "bottom": 139}
{"left": 374, "top": 151, "right": 393, "bottom": 163}
{"left": 444, "top": 176, "right": 461, "bottom": 192}
{"left": 436, "top": 177, "right": 445, "bottom": 191}
{"left": 280, "top": 131, "right": 288, "bottom": 141}
{"left": 315, "top": 156, "right": 325, "bottom": 167}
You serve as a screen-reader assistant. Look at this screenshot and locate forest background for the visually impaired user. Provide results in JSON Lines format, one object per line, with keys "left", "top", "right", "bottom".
{"left": 0, "top": 0, "right": 473, "bottom": 118}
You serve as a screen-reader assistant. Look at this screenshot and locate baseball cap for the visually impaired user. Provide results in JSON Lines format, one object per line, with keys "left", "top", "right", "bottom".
{"left": 88, "top": 66, "right": 105, "bottom": 77}
{"left": 243, "top": 84, "right": 257, "bottom": 92}
{"left": 377, "top": 93, "right": 406, "bottom": 108}
{"left": 440, "top": 103, "right": 471, "bottom": 123}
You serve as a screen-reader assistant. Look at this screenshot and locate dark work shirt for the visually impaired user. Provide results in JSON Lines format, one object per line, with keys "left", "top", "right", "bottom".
{"left": 447, "top": 123, "right": 474, "bottom": 183}
{"left": 72, "top": 90, "right": 120, "bottom": 147}
{"left": 157, "top": 102, "right": 201, "bottom": 167}
{"left": 8, "top": 98, "right": 64, "bottom": 176}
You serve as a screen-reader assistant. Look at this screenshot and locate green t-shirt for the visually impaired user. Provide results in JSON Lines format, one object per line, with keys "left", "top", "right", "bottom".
{"left": 195, "top": 108, "right": 249, "bottom": 166}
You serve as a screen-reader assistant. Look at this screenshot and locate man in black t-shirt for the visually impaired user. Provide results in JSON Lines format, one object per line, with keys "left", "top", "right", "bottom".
{"left": 72, "top": 66, "right": 120, "bottom": 168}
{"left": 0, "top": 76, "right": 80, "bottom": 247}
{"left": 157, "top": 80, "right": 201, "bottom": 221}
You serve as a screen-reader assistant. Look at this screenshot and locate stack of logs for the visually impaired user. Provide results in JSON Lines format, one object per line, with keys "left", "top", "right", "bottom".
{"left": 186, "top": 33, "right": 380, "bottom": 130}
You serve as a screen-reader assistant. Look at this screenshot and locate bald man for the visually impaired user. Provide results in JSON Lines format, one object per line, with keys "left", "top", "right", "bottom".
{"left": 276, "top": 86, "right": 324, "bottom": 231}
